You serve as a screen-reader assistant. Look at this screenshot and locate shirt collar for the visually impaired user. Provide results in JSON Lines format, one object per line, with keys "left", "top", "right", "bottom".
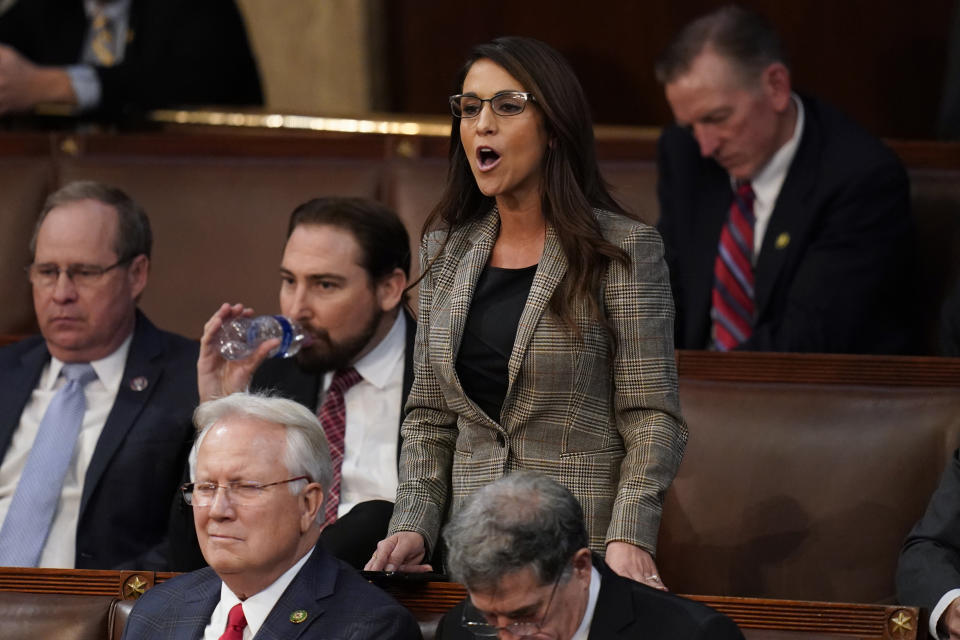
{"left": 335, "top": 311, "right": 406, "bottom": 391}
{"left": 743, "top": 93, "right": 805, "bottom": 210}
{"left": 218, "top": 546, "right": 315, "bottom": 637}
{"left": 571, "top": 566, "right": 601, "bottom": 640}
{"left": 45, "top": 331, "right": 133, "bottom": 394}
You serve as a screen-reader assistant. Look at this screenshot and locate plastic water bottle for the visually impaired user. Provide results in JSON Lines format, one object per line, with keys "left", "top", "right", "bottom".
{"left": 217, "top": 315, "right": 307, "bottom": 360}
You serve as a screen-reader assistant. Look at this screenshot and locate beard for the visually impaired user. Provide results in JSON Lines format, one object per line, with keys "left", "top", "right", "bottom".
{"left": 294, "top": 307, "right": 383, "bottom": 374}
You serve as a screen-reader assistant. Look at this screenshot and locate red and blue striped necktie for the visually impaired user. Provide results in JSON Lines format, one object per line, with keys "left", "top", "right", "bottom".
{"left": 711, "top": 182, "right": 755, "bottom": 351}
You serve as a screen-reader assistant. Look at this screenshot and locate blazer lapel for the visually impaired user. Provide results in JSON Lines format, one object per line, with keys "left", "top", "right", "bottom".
{"left": 80, "top": 312, "right": 163, "bottom": 516}
{"left": 505, "top": 223, "right": 567, "bottom": 391}
{"left": 433, "top": 211, "right": 500, "bottom": 426}
{"left": 253, "top": 546, "right": 335, "bottom": 639}
{"left": 178, "top": 569, "right": 223, "bottom": 640}
{"left": 0, "top": 341, "right": 48, "bottom": 460}
{"left": 690, "top": 168, "right": 734, "bottom": 344}
{"left": 754, "top": 102, "right": 821, "bottom": 316}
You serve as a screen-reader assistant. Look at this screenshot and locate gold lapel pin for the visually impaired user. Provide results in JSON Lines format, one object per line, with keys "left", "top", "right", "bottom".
{"left": 775, "top": 232, "right": 791, "bottom": 250}
{"left": 290, "top": 610, "right": 308, "bottom": 624}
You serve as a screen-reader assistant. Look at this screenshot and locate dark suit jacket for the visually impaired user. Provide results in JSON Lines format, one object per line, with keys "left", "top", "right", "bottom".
{"left": 436, "top": 558, "right": 743, "bottom": 640}
{"left": 166, "top": 310, "right": 416, "bottom": 571}
{"left": 897, "top": 448, "right": 960, "bottom": 617}
{"left": 121, "top": 543, "right": 422, "bottom": 640}
{"left": 657, "top": 94, "right": 916, "bottom": 354}
{"left": 0, "top": 311, "right": 198, "bottom": 569}
{"left": 0, "top": 0, "right": 262, "bottom": 119}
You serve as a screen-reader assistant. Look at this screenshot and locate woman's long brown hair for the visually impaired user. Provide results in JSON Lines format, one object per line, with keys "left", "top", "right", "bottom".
{"left": 418, "top": 36, "right": 637, "bottom": 339}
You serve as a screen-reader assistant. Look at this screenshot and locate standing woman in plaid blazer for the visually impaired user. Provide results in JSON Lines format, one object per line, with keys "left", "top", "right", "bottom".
{"left": 366, "top": 36, "right": 687, "bottom": 589}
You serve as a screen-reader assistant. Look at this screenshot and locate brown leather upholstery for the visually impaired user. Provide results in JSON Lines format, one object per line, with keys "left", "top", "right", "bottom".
{"left": 658, "top": 378, "right": 960, "bottom": 603}
{"left": 0, "top": 157, "right": 53, "bottom": 336}
{"left": 58, "top": 156, "right": 383, "bottom": 336}
{"left": 0, "top": 591, "right": 117, "bottom": 640}
{"left": 112, "top": 599, "right": 135, "bottom": 640}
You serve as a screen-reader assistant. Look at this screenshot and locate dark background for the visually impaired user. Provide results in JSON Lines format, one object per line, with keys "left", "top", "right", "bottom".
{"left": 381, "top": 0, "right": 956, "bottom": 139}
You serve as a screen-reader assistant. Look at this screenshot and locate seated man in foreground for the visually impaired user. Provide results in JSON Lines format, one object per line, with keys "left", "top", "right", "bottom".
{"left": 122, "top": 392, "right": 421, "bottom": 640}
{"left": 435, "top": 471, "right": 743, "bottom": 640}
{"left": 897, "top": 448, "right": 960, "bottom": 639}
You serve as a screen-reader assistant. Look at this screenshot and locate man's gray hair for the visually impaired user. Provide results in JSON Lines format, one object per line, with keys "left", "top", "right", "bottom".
{"left": 189, "top": 392, "right": 333, "bottom": 522}
{"left": 655, "top": 5, "right": 788, "bottom": 86}
{"left": 442, "top": 472, "right": 590, "bottom": 591}
{"left": 30, "top": 180, "right": 152, "bottom": 261}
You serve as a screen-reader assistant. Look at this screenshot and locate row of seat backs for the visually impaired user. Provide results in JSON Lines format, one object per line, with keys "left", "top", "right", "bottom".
{"left": 0, "top": 591, "right": 132, "bottom": 640}
{"left": 1, "top": 133, "right": 958, "bottom": 354}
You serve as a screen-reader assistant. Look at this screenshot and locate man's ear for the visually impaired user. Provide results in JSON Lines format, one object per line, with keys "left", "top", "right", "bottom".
{"left": 762, "top": 62, "right": 792, "bottom": 112}
{"left": 299, "top": 482, "right": 324, "bottom": 533}
{"left": 127, "top": 254, "right": 149, "bottom": 300}
{"left": 572, "top": 547, "right": 593, "bottom": 576}
{"left": 376, "top": 267, "right": 408, "bottom": 312}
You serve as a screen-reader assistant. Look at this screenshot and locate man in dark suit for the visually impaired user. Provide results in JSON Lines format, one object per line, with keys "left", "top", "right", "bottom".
{"left": 179, "top": 197, "right": 413, "bottom": 570}
{"left": 434, "top": 472, "right": 742, "bottom": 640}
{"left": 898, "top": 448, "right": 960, "bottom": 639}
{"left": 0, "top": 180, "right": 197, "bottom": 569}
{"left": 655, "top": 5, "right": 915, "bottom": 354}
{"left": 0, "top": 0, "right": 261, "bottom": 119}
{"left": 122, "top": 392, "right": 421, "bottom": 640}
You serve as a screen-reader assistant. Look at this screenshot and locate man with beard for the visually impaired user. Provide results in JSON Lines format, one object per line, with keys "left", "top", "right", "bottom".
{"left": 174, "top": 197, "right": 413, "bottom": 571}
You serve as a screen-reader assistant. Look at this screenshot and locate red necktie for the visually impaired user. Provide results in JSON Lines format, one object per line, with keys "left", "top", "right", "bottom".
{"left": 711, "top": 182, "right": 756, "bottom": 351}
{"left": 219, "top": 603, "right": 246, "bottom": 640}
{"left": 319, "top": 367, "right": 363, "bottom": 525}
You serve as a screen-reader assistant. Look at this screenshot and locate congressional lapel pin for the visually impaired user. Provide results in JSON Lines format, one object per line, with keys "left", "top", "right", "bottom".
{"left": 775, "top": 232, "right": 791, "bottom": 250}
{"left": 290, "top": 610, "right": 308, "bottom": 624}
{"left": 129, "top": 376, "right": 149, "bottom": 392}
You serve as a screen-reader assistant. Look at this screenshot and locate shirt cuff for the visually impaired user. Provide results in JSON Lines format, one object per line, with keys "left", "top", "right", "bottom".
{"left": 930, "top": 589, "right": 960, "bottom": 639}
{"left": 66, "top": 64, "right": 101, "bottom": 111}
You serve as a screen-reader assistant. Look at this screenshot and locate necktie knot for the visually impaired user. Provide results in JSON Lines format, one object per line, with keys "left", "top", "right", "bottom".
{"left": 220, "top": 603, "right": 247, "bottom": 640}
{"left": 329, "top": 367, "right": 362, "bottom": 395}
{"left": 61, "top": 363, "right": 97, "bottom": 386}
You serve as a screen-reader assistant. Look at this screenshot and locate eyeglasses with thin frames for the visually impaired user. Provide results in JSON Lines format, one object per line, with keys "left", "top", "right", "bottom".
{"left": 449, "top": 91, "right": 536, "bottom": 118}
{"left": 26, "top": 257, "right": 134, "bottom": 289}
{"left": 460, "top": 570, "right": 563, "bottom": 638}
{"left": 181, "top": 476, "right": 310, "bottom": 507}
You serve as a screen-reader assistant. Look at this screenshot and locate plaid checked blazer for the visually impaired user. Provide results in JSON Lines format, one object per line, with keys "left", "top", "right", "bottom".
{"left": 389, "top": 207, "right": 687, "bottom": 555}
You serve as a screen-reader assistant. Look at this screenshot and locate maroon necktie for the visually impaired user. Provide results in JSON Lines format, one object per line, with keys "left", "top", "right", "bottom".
{"left": 319, "top": 367, "right": 363, "bottom": 525}
{"left": 218, "top": 603, "right": 246, "bottom": 640}
{"left": 711, "top": 182, "right": 756, "bottom": 351}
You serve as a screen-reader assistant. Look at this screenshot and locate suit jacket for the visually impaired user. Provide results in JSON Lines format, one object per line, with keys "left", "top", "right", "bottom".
{"left": 657, "top": 94, "right": 916, "bottom": 354}
{"left": 389, "top": 209, "right": 687, "bottom": 555}
{"left": 165, "top": 311, "right": 416, "bottom": 571}
{"left": 897, "top": 448, "right": 960, "bottom": 616}
{"left": 0, "top": 311, "right": 198, "bottom": 569}
{"left": 0, "top": 0, "right": 262, "bottom": 119}
{"left": 436, "top": 557, "right": 744, "bottom": 640}
{"left": 121, "top": 543, "right": 423, "bottom": 640}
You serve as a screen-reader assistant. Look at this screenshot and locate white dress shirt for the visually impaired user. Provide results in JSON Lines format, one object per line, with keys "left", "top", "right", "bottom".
{"left": 203, "top": 546, "right": 314, "bottom": 640}
{"left": 572, "top": 566, "right": 602, "bottom": 640}
{"left": 739, "top": 93, "right": 806, "bottom": 260}
{"left": 0, "top": 333, "right": 132, "bottom": 567}
{"left": 320, "top": 312, "right": 405, "bottom": 516}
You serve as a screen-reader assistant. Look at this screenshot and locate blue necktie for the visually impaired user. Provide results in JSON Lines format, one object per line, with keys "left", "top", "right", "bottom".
{"left": 0, "top": 363, "right": 97, "bottom": 567}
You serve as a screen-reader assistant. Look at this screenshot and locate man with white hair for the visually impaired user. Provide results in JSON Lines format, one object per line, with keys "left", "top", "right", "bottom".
{"left": 122, "top": 392, "right": 421, "bottom": 640}
{"left": 437, "top": 472, "right": 743, "bottom": 640}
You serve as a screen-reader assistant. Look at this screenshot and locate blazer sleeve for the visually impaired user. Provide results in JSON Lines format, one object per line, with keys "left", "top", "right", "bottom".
{"left": 897, "top": 448, "right": 960, "bottom": 612}
{"left": 388, "top": 233, "right": 460, "bottom": 554}
{"left": 603, "top": 222, "right": 688, "bottom": 552}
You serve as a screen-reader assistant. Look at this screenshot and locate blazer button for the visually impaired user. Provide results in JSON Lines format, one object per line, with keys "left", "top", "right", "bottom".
{"left": 496, "top": 433, "right": 506, "bottom": 447}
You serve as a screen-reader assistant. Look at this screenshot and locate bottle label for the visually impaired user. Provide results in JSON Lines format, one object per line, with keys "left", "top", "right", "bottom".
{"left": 274, "top": 315, "right": 294, "bottom": 358}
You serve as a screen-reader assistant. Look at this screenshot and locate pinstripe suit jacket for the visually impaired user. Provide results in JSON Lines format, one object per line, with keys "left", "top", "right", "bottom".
{"left": 389, "top": 208, "right": 687, "bottom": 554}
